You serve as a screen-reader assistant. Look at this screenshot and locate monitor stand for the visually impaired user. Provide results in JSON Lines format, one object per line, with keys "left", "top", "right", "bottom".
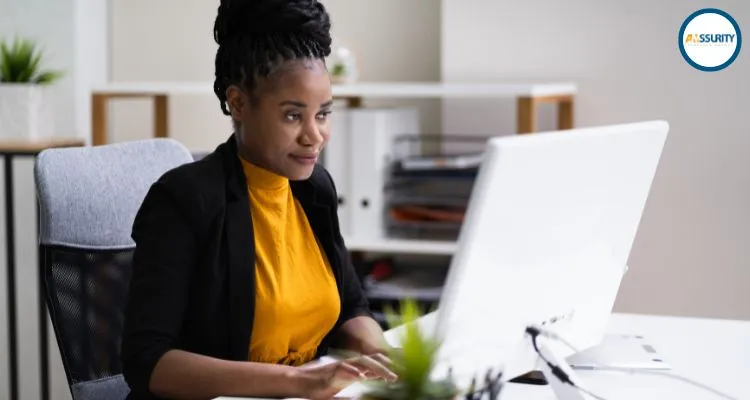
{"left": 535, "top": 341, "right": 600, "bottom": 400}
{"left": 509, "top": 370, "right": 548, "bottom": 385}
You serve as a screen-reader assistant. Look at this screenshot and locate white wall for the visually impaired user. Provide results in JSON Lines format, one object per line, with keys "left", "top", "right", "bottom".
{"left": 73, "top": 0, "right": 109, "bottom": 145}
{"left": 0, "top": 0, "right": 108, "bottom": 142}
{"left": 1, "top": 1, "right": 108, "bottom": 399}
{"left": 110, "top": 0, "right": 226, "bottom": 151}
{"left": 110, "top": 0, "right": 441, "bottom": 151}
{"left": 0, "top": 0, "right": 76, "bottom": 139}
{"left": 324, "top": 0, "right": 442, "bottom": 137}
{"left": 442, "top": 0, "right": 750, "bottom": 319}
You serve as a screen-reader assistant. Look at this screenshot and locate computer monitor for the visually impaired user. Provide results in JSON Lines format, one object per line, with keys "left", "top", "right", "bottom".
{"left": 406, "top": 120, "right": 669, "bottom": 390}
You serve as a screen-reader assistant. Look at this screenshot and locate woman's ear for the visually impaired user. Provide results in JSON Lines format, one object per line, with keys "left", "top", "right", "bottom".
{"left": 226, "top": 85, "right": 246, "bottom": 122}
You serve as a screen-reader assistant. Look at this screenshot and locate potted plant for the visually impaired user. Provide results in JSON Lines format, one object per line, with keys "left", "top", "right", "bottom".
{"left": 361, "top": 299, "right": 460, "bottom": 400}
{"left": 0, "top": 36, "right": 63, "bottom": 140}
{"left": 329, "top": 43, "right": 358, "bottom": 84}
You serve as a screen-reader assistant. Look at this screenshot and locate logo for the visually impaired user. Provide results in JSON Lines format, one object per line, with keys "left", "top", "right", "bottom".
{"left": 679, "top": 8, "right": 742, "bottom": 71}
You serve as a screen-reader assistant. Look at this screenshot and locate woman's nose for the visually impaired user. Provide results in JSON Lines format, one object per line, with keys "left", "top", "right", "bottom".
{"left": 300, "top": 121, "right": 324, "bottom": 147}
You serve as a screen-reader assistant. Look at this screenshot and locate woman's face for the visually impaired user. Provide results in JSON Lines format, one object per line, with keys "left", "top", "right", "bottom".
{"left": 228, "top": 58, "right": 333, "bottom": 181}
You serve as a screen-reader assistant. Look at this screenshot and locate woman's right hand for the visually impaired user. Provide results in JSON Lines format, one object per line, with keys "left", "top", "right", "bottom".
{"left": 297, "top": 354, "right": 397, "bottom": 399}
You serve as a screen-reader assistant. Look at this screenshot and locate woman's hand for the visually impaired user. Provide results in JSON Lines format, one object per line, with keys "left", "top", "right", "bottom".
{"left": 296, "top": 354, "right": 397, "bottom": 399}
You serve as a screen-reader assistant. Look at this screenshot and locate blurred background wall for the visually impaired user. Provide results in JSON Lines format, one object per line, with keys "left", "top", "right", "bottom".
{"left": 109, "top": 0, "right": 442, "bottom": 151}
{"left": 0, "top": 1, "right": 747, "bottom": 399}
{"left": 441, "top": 0, "right": 750, "bottom": 319}
{"left": 109, "top": 0, "right": 750, "bottom": 321}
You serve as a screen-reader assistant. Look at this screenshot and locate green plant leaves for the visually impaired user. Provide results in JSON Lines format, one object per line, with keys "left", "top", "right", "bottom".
{"left": 34, "top": 71, "right": 64, "bottom": 84}
{"left": 365, "top": 299, "right": 458, "bottom": 400}
{"left": 0, "top": 36, "right": 63, "bottom": 84}
{"left": 331, "top": 63, "right": 346, "bottom": 77}
{"left": 0, "top": 41, "right": 13, "bottom": 81}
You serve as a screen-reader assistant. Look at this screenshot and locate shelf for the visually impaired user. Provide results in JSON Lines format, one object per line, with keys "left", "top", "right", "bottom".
{"left": 0, "top": 138, "right": 85, "bottom": 154}
{"left": 344, "top": 236, "right": 457, "bottom": 255}
{"left": 365, "top": 267, "right": 446, "bottom": 301}
{"left": 92, "top": 82, "right": 210, "bottom": 96}
{"left": 91, "top": 81, "right": 577, "bottom": 98}
{"left": 330, "top": 82, "right": 577, "bottom": 98}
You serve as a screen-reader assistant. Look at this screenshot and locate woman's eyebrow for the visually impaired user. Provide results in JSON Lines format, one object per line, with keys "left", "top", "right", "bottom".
{"left": 279, "top": 100, "right": 307, "bottom": 107}
{"left": 279, "top": 99, "right": 334, "bottom": 108}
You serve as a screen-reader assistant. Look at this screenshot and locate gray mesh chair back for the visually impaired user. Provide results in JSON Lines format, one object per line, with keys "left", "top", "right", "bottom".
{"left": 34, "top": 139, "right": 194, "bottom": 400}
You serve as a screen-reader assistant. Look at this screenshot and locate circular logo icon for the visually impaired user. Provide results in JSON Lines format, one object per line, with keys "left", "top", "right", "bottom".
{"left": 679, "top": 8, "right": 742, "bottom": 71}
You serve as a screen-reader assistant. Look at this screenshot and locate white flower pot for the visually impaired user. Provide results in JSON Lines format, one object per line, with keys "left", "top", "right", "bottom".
{"left": 0, "top": 83, "right": 54, "bottom": 140}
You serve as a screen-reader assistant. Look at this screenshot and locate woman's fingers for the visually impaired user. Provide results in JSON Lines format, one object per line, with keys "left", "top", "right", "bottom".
{"left": 329, "top": 362, "right": 366, "bottom": 390}
{"left": 370, "top": 352, "right": 393, "bottom": 367}
{"left": 348, "top": 355, "right": 398, "bottom": 382}
{"left": 337, "top": 361, "right": 366, "bottom": 378}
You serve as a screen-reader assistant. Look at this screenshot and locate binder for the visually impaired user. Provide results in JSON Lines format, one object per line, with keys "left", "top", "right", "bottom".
{"left": 323, "top": 107, "right": 420, "bottom": 240}
{"left": 323, "top": 110, "right": 352, "bottom": 235}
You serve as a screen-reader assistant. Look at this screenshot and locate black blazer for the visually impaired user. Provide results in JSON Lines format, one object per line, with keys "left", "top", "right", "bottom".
{"left": 121, "top": 135, "right": 371, "bottom": 399}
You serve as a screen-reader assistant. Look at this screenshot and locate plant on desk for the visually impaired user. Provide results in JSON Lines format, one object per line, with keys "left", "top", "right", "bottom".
{"left": 361, "top": 299, "right": 459, "bottom": 400}
{"left": 0, "top": 36, "right": 64, "bottom": 140}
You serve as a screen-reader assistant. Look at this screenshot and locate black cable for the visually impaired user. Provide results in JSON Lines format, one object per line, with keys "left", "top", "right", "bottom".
{"left": 529, "top": 325, "right": 742, "bottom": 400}
{"left": 581, "top": 367, "right": 740, "bottom": 400}
{"left": 529, "top": 331, "right": 574, "bottom": 385}
{"left": 526, "top": 327, "right": 608, "bottom": 400}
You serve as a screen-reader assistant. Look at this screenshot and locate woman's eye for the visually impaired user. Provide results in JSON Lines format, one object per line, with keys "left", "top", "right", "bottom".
{"left": 285, "top": 112, "right": 301, "bottom": 121}
{"left": 316, "top": 111, "right": 332, "bottom": 121}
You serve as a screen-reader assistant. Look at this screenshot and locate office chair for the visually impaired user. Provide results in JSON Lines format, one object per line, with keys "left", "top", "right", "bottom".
{"left": 34, "top": 138, "right": 194, "bottom": 400}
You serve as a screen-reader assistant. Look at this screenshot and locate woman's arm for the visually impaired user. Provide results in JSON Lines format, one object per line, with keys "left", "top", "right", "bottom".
{"left": 148, "top": 350, "right": 304, "bottom": 399}
{"left": 121, "top": 180, "right": 197, "bottom": 398}
{"left": 334, "top": 316, "right": 390, "bottom": 355}
{"left": 150, "top": 348, "right": 400, "bottom": 399}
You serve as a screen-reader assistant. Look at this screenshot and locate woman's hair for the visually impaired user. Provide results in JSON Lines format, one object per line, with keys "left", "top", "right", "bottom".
{"left": 212, "top": 0, "right": 332, "bottom": 115}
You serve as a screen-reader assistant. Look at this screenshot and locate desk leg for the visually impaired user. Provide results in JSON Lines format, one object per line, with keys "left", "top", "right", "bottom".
{"left": 557, "top": 96, "right": 574, "bottom": 130}
{"left": 4, "top": 155, "right": 18, "bottom": 400}
{"left": 154, "top": 95, "right": 169, "bottom": 138}
{"left": 92, "top": 94, "right": 109, "bottom": 146}
{"left": 517, "top": 96, "right": 536, "bottom": 133}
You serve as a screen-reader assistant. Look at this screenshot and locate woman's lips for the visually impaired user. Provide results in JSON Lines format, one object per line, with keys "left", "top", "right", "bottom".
{"left": 290, "top": 154, "right": 318, "bottom": 165}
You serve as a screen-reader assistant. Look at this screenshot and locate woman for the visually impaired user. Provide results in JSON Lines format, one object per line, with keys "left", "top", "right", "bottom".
{"left": 121, "top": 1, "right": 395, "bottom": 399}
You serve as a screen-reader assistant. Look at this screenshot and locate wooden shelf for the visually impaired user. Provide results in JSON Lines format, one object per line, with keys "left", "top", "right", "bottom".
{"left": 330, "top": 81, "right": 577, "bottom": 98}
{"left": 92, "top": 82, "right": 211, "bottom": 96}
{"left": 90, "top": 80, "right": 576, "bottom": 145}
{"left": 344, "top": 236, "right": 457, "bottom": 256}
{"left": 92, "top": 81, "right": 577, "bottom": 98}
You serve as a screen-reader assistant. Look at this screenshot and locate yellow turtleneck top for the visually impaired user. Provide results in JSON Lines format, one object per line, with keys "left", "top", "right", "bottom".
{"left": 240, "top": 157, "right": 341, "bottom": 366}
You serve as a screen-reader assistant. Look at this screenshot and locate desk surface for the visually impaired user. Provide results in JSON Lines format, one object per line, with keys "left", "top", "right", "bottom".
{"left": 0, "top": 138, "right": 85, "bottom": 154}
{"left": 217, "top": 313, "right": 750, "bottom": 400}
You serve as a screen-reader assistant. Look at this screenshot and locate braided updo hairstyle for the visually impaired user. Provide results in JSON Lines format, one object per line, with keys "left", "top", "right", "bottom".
{"left": 212, "top": 0, "right": 332, "bottom": 116}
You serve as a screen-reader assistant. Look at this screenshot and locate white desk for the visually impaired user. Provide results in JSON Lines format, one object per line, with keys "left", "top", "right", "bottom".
{"left": 217, "top": 313, "right": 750, "bottom": 400}
{"left": 498, "top": 313, "right": 750, "bottom": 400}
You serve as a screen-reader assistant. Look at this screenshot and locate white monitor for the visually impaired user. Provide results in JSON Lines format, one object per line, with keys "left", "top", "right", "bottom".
{"left": 405, "top": 120, "right": 669, "bottom": 389}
